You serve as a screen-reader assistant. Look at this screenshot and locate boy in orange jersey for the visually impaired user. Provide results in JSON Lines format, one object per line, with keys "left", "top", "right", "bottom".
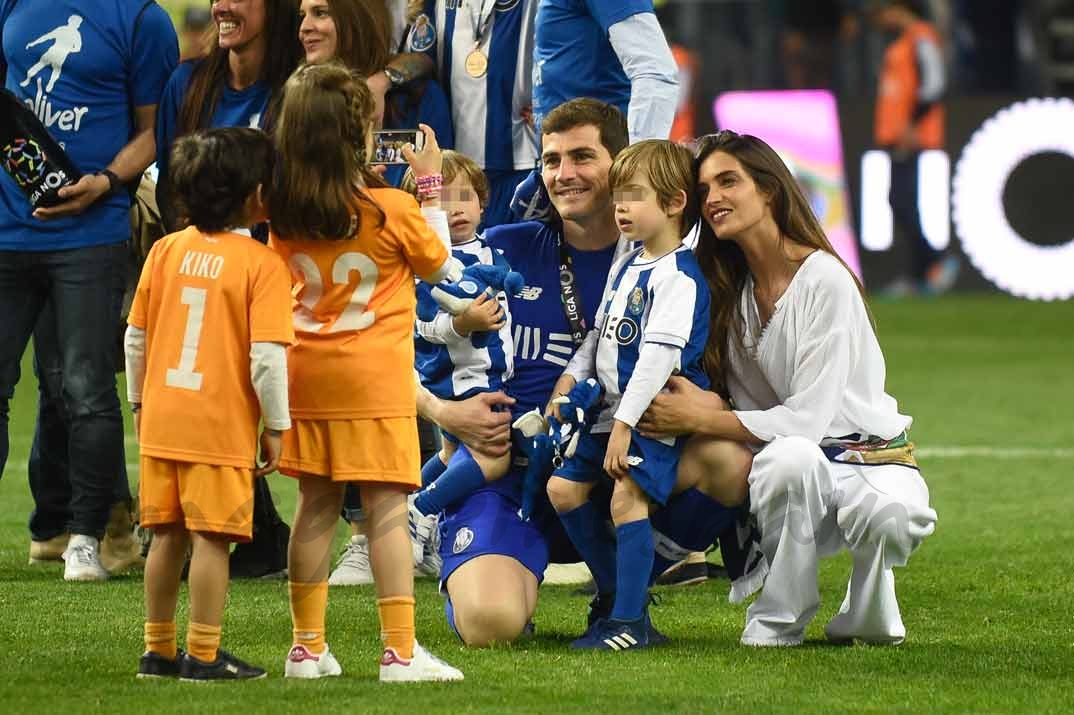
{"left": 125, "top": 128, "right": 295, "bottom": 682}
{"left": 269, "top": 63, "right": 463, "bottom": 682}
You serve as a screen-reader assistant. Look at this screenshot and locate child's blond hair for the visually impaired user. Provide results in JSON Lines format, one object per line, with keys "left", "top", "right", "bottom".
{"left": 609, "top": 139, "right": 698, "bottom": 236}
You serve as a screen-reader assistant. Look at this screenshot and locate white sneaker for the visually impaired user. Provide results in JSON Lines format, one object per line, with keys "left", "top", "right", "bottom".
{"left": 328, "top": 535, "right": 374, "bottom": 586}
{"left": 407, "top": 496, "right": 437, "bottom": 568}
{"left": 542, "top": 562, "right": 593, "bottom": 585}
{"left": 416, "top": 514, "right": 442, "bottom": 579}
{"left": 62, "top": 535, "right": 109, "bottom": 582}
{"left": 379, "top": 641, "right": 463, "bottom": 683}
{"left": 284, "top": 644, "right": 343, "bottom": 679}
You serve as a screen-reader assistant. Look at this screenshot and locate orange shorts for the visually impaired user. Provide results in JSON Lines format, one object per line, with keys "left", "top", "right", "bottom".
{"left": 280, "top": 416, "right": 420, "bottom": 488}
{"left": 138, "top": 455, "right": 255, "bottom": 541}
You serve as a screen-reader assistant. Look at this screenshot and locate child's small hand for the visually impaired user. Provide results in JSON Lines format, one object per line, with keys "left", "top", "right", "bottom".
{"left": 256, "top": 428, "right": 283, "bottom": 478}
{"left": 545, "top": 374, "right": 578, "bottom": 420}
{"left": 603, "top": 420, "right": 633, "bottom": 481}
{"left": 402, "top": 123, "right": 442, "bottom": 178}
{"left": 452, "top": 292, "right": 505, "bottom": 336}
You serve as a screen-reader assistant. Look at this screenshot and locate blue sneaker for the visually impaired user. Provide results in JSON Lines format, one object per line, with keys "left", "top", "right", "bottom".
{"left": 573, "top": 616, "right": 656, "bottom": 651}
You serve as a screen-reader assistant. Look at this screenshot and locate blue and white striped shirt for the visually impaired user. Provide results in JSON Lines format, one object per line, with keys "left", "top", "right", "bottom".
{"left": 408, "top": 0, "right": 539, "bottom": 172}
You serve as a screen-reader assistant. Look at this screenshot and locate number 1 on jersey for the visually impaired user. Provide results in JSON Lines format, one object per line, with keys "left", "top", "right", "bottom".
{"left": 165, "top": 286, "right": 207, "bottom": 391}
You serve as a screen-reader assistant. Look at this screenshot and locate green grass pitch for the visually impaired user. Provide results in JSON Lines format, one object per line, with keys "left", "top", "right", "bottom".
{"left": 0, "top": 294, "right": 1072, "bottom": 713}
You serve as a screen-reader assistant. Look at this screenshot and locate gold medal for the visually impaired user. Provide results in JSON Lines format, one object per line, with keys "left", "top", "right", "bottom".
{"left": 465, "top": 47, "right": 488, "bottom": 78}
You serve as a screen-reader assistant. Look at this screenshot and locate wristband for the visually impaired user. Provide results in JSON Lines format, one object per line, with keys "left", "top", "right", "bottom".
{"left": 415, "top": 173, "right": 443, "bottom": 202}
{"left": 97, "top": 169, "right": 122, "bottom": 194}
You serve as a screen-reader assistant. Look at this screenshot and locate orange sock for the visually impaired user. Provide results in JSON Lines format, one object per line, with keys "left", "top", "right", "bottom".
{"left": 186, "top": 622, "right": 222, "bottom": 663}
{"left": 289, "top": 580, "right": 328, "bottom": 654}
{"left": 377, "top": 596, "right": 415, "bottom": 660}
{"left": 144, "top": 621, "right": 177, "bottom": 660}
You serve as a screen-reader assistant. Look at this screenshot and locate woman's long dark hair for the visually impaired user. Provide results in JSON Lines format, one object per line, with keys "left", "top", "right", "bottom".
{"left": 177, "top": 0, "right": 303, "bottom": 136}
{"left": 694, "top": 131, "right": 869, "bottom": 394}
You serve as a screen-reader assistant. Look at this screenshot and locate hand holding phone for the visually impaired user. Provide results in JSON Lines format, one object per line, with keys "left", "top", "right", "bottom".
{"left": 400, "top": 124, "right": 442, "bottom": 179}
{"left": 370, "top": 129, "right": 425, "bottom": 165}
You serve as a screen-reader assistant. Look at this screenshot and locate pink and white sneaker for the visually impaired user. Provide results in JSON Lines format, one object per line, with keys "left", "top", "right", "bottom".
{"left": 379, "top": 641, "right": 463, "bottom": 682}
{"left": 284, "top": 644, "right": 342, "bottom": 679}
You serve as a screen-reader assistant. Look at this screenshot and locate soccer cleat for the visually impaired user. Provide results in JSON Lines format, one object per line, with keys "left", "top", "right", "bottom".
{"left": 137, "top": 649, "right": 186, "bottom": 679}
{"left": 29, "top": 533, "right": 69, "bottom": 564}
{"left": 379, "top": 641, "right": 464, "bottom": 682}
{"left": 408, "top": 496, "right": 437, "bottom": 568}
{"left": 284, "top": 644, "right": 342, "bottom": 679}
{"left": 179, "top": 649, "right": 267, "bottom": 682}
{"left": 328, "top": 535, "right": 375, "bottom": 586}
{"left": 572, "top": 615, "right": 663, "bottom": 651}
{"left": 62, "top": 535, "right": 109, "bottom": 581}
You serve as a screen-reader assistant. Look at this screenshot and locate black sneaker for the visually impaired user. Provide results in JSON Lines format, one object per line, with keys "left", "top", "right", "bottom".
{"left": 179, "top": 649, "right": 267, "bottom": 682}
{"left": 229, "top": 521, "right": 289, "bottom": 579}
{"left": 655, "top": 557, "right": 709, "bottom": 586}
{"left": 137, "top": 648, "right": 186, "bottom": 679}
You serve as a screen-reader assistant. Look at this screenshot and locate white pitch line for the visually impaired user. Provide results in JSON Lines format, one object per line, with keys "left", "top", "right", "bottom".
{"left": 916, "top": 446, "right": 1074, "bottom": 459}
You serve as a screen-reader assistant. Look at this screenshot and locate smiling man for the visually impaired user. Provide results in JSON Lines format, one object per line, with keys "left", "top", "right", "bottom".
{"left": 413, "top": 98, "right": 628, "bottom": 646}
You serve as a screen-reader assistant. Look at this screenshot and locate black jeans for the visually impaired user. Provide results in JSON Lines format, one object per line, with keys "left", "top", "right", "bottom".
{"left": 26, "top": 302, "right": 130, "bottom": 541}
{"left": 889, "top": 152, "right": 940, "bottom": 280}
{"left": 0, "top": 243, "right": 128, "bottom": 538}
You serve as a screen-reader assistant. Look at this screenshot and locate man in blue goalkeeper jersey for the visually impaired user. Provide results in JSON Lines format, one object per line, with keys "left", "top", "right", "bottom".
{"left": 416, "top": 99, "right": 748, "bottom": 647}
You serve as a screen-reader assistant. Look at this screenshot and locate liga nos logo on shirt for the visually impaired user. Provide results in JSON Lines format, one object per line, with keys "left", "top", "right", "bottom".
{"left": 17, "top": 15, "right": 92, "bottom": 132}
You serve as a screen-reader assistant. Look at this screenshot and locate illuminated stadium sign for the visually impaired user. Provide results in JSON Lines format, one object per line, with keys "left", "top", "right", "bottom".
{"left": 951, "top": 98, "right": 1074, "bottom": 301}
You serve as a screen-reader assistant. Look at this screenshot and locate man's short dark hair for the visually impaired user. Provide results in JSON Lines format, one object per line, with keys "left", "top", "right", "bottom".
{"left": 169, "top": 128, "right": 274, "bottom": 233}
{"left": 541, "top": 98, "right": 629, "bottom": 159}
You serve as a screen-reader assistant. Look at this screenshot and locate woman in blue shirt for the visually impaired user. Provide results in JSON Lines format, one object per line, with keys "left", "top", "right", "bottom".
{"left": 153, "top": 0, "right": 303, "bottom": 579}
{"left": 299, "top": 0, "right": 454, "bottom": 187}
{"left": 156, "top": 0, "right": 302, "bottom": 230}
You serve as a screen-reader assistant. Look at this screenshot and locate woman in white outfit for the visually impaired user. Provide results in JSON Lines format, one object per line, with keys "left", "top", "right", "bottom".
{"left": 638, "top": 130, "right": 937, "bottom": 646}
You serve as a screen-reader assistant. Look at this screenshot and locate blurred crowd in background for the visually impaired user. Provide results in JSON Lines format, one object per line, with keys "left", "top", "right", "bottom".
{"left": 169, "top": 0, "right": 1074, "bottom": 141}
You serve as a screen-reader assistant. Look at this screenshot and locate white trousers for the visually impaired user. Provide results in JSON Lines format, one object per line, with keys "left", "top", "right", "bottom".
{"left": 742, "top": 437, "right": 937, "bottom": 645}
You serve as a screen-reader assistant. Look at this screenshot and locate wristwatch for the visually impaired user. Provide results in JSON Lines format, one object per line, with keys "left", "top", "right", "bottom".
{"left": 384, "top": 65, "right": 406, "bottom": 88}
{"left": 97, "top": 169, "right": 122, "bottom": 194}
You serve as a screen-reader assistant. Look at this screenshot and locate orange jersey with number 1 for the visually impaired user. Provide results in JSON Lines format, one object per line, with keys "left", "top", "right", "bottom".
{"left": 269, "top": 188, "right": 450, "bottom": 419}
{"left": 128, "top": 226, "right": 295, "bottom": 468}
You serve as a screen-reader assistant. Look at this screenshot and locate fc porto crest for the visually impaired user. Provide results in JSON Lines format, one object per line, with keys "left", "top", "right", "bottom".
{"left": 627, "top": 286, "right": 646, "bottom": 316}
{"left": 408, "top": 14, "right": 436, "bottom": 53}
{"left": 453, "top": 526, "right": 474, "bottom": 554}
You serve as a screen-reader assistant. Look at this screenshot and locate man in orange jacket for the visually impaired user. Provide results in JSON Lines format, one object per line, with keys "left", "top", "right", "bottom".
{"left": 871, "top": 0, "right": 958, "bottom": 294}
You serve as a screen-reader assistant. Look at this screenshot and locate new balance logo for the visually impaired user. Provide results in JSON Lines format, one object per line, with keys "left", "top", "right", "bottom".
{"left": 517, "top": 286, "right": 543, "bottom": 300}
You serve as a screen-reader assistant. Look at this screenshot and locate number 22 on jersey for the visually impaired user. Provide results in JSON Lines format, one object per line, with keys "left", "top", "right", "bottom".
{"left": 288, "top": 251, "right": 380, "bottom": 333}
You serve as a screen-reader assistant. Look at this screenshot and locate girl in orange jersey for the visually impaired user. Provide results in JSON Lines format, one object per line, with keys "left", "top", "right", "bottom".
{"left": 269, "top": 62, "right": 463, "bottom": 682}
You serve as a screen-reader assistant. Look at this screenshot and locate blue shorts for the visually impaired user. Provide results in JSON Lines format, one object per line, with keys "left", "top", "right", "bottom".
{"left": 439, "top": 489, "right": 551, "bottom": 589}
{"left": 553, "top": 431, "right": 683, "bottom": 505}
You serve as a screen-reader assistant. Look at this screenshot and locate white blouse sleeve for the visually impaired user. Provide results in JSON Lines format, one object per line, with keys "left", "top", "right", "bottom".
{"left": 733, "top": 270, "right": 860, "bottom": 444}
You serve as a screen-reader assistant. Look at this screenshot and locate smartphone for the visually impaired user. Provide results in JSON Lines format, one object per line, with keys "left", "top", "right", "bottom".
{"left": 370, "top": 129, "right": 424, "bottom": 165}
